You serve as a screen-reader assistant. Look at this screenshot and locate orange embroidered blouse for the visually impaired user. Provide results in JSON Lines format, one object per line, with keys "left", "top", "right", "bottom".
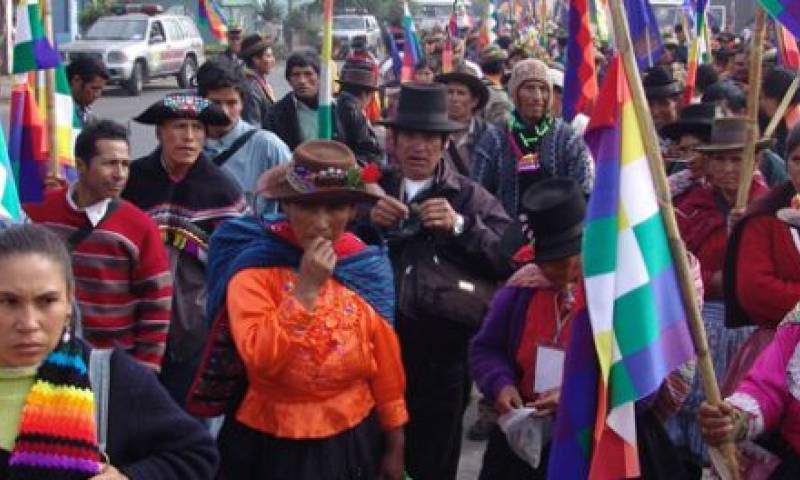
{"left": 227, "top": 267, "right": 408, "bottom": 439}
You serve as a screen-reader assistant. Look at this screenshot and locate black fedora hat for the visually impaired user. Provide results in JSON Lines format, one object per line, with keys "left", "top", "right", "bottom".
{"left": 378, "top": 82, "right": 466, "bottom": 133}
{"left": 694, "top": 117, "right": 773, "bottom": 153}
{"left": 661, "top": 103, "right": 717, "bottom": 143}
{"left": 134, "top": 93, "right": 229, "bottom": 126}
{"left": 522, "top": 178, "right": 586, "bottom": 263}
{"left": 435, "top": 68, "right": 490, "bottom": 112}
{"left": 643, "top": 66, "right": 682, "bottom": 99}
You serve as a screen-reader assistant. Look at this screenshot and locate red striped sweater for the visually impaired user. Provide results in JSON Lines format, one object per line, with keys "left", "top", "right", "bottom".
{"left": 24, "top": 188, "right": 173, "bottom": 370}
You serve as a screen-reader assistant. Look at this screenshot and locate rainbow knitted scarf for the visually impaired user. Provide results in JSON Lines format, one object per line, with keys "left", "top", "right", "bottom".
{"left": 7, "top": 340, "right": 101, "bottom": 479}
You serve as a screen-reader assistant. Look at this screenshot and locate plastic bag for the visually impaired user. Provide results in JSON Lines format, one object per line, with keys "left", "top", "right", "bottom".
{"left": 497, "top": 408, "right": 552, "bottom": 468}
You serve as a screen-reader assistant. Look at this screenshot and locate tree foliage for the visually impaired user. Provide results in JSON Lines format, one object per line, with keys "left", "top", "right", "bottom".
{"left": 258, "top": 0, "right": 285, "bottom": 22}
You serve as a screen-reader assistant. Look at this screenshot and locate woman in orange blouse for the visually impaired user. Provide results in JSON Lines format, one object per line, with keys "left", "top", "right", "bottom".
{"left": 214, "top": 140, "right": 407, "bottom": 480}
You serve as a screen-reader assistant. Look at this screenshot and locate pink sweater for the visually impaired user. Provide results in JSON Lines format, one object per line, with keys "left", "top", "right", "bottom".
{"left": 728, "top": 318, "right": 800, "bottom": 454}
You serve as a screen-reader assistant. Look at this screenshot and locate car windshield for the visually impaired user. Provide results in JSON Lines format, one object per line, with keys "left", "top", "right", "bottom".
{"left": 334, "top": 17, "right": 365, "bottom": 30}
{"left": 85, "top": 19, "right": 147, "bottom": 40}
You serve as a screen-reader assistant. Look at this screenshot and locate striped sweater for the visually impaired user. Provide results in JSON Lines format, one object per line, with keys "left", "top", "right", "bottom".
{"left": 24, "top": 189, "right": 173, "bottom": 370}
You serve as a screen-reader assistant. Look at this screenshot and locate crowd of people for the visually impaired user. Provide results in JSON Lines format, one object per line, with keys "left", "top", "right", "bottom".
{"left": 3, "top": 14, "right": 800, "bottom": 480}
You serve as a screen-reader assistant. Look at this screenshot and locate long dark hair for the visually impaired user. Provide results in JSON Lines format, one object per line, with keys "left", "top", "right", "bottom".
{"left": 0, "top": 224, "right": 74, "bottom": 293}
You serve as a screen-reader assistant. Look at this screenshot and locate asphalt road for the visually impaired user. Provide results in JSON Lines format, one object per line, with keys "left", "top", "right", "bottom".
{"left": 92, "top": 62, "right": 292, "bottom": 158}
{"left": 2, "top": 59, "right": 488, "bottom": 480}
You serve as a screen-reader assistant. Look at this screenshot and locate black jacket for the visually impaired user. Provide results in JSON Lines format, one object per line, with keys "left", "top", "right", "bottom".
{"left": 266, "top": 92, "right": 383, "bottom": 164}
{"left": 0, "top": 347, "right": 219, "bottom": 480}
{"left": 241, "top": 73, "right": 275, "bottom": 130}
{"left": 375, "top": 160, "right": 513, "bottom": 356}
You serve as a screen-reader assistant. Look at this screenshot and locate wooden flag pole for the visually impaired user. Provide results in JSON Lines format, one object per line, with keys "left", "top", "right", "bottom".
{"left": 606, "top": 0, "right": 741, "bottom": 478}
{"left": 317, "top": 0, "right": 333, "bottom": 139}
{"left": 734, "top": 6, "right": 767, "bottom": 211}
{"left": 764, "top": 75, "right": 800, "bottom": 139}
{"left": 40, "top": 0, "right": 59, "bottom": 178}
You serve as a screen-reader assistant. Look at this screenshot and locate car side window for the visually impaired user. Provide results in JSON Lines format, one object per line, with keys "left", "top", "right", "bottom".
{"left": 165, "top": 19, "right": 183, "bottom": 41}
{"left": 181, "top": 18, "right": 199, "bottom": 39}
{"left": 149, "top": 21, "right": 166, "bottom": 43}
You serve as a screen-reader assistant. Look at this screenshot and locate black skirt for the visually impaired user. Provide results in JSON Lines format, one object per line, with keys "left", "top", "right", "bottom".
{"left": 217, "top": 413, "right": 384, "bottom": 480}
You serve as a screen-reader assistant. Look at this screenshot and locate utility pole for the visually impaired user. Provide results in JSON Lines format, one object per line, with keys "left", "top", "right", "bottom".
{"left": 287, "top": 0, "right": 294, "bottom": 49}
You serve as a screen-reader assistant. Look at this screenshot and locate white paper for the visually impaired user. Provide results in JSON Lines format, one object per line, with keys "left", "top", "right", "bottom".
{"left": 534, "top": 345, "right": 565, "bottom": 394}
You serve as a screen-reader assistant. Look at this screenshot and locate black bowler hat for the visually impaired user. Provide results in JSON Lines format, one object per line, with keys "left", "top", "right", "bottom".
{"left": 378, "top": 82, "right": 466, "bottom": 133}
{"left": 522, "top": 178, "right": 586, "bottom": 263}
{"left": 134, "top": 93, "right": 229, "bottom": 126}
{"left": 643, "top": 66, "right": 682, "bottom": 99}
{"left": 661, "top": 103, "right": 717, "bottom": 143}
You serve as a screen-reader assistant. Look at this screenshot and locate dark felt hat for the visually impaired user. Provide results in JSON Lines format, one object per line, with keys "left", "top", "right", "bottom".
{"left": 643, "top": 66, "right": 682, "bottom": 99}
{"left": 694, "top": 117, "right": 773, "bottom": 153}
{"left": 378, "top": 82, "right": 466, "bottom": 133}
{"left": 134, "top": 94, "right": 229, "bottom": 126}
{"left": 239, "top": 34, "right": 271, "bottom": 60}
{"left": 256, "top": 140, "right": 382, "bottom": 204}
{"left": 336, "top": 60, "right": 379, "bottom": 90}
{"left": 521, "top": 178, "right": 586, "bottom": 263}
{"left": 661, "top": 103, "right": 717, "bottom": 143}
{"left": 435, "top": 68, "right": 490, "bottom": 111}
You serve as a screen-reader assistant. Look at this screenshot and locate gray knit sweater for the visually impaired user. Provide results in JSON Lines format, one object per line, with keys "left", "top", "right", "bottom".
{"left": 471, "top": 118, "right": 594, "bottom": 218}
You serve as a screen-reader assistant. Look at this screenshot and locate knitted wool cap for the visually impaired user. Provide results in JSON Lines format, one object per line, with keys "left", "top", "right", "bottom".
{"left": 508, "top": 58, "right": 551, "bottom": 101}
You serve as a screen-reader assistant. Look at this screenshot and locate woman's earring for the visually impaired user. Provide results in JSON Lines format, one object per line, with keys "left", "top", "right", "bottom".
{"left": 62, "top": 320, "right": 71, "bottom": 343}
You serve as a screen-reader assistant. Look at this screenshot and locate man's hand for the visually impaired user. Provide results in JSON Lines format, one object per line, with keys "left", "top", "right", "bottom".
{"left": 495, "top": 385, "right": 523, "bottom": 415}
{"left": 419, "top": 198, "right": 458, "bottom": 233}
{"left": 370, "top": 196, "right": 409, "bottom": 228}
{"left": 294, "top": 237, "right": 336, "bottom": 310}
{"left": 531, "top": 388, "right": 560, "bottom": 417}
{"left": 698, "top": 401, "right": 739, "bottom": 446}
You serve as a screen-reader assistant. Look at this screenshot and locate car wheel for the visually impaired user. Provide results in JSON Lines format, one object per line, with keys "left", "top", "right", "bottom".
{"left": 126, "top": 62, "right": 144, "bottom": 96}
{"left": 177, "top": 56, "right": 197, "bottom": 89}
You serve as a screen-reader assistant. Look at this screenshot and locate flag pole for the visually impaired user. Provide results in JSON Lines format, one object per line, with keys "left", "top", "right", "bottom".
{"left": 317, "top": 0, "right": 333, "bottom": 139}
{"left": 40, "top": 0, "right": 58, "bottom": 178}
{"left": 764, "top": 75, "right": 800, "bottom": 139}
{"left": 734, "top": 6, "right": 766, "bottom": 211}
{"left": 606, "top": 0, "right": 741, "bottom": 478}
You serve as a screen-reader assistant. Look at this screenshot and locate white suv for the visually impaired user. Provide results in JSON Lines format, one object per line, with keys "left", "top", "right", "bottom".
{"left": 60, "top": 13, "right": 205, "bottom": 96}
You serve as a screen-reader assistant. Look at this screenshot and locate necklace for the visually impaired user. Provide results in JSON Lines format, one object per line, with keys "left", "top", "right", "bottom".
{"left": 510, "top": 114, "right": 553, "bottom": 150}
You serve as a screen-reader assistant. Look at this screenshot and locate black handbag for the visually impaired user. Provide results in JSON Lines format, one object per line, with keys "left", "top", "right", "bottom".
{"left": 408, "top": 246, "right": 497, "bottom": 331}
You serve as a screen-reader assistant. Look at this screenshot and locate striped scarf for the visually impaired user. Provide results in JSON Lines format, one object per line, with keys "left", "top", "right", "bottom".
{"left": 7, "top": 339, "right": 101, "bottom": 479}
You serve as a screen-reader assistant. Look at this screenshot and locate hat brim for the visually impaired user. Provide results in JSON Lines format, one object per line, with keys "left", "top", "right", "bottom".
{"left": 645, "top": 83, "right": 683, "bottom": 98}
{"left": 335, "top": 79, "right": 379, "bottom": 91}
{"left": 378, "top": 116, "right": 467, "bottom": 133}
{"left": 694, "top": 137, "right": 774, "bottom": 153}
{"left": 434, "top": 72, "right": 490, "bottom": 111}
{"left": 257, "top": 164, "right": 381, "bottom": 204}
{"left": 240, "top": 40, "right": 271, "bottom": 59}
{"left": 660, "top": 121, "right": 713, "bottom": 142}
{"left": 534, "top": 234, "right": 582, "bottom": 262}
{"left": 134, "top": 104, "right": 230, "bottom": 126}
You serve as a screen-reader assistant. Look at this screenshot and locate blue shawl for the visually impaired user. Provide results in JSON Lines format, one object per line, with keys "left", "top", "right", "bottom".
{"left": 187, "top": 214, "right": 395, "bottom": 417}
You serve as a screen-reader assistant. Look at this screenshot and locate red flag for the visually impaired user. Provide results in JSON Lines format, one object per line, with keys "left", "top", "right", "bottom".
{"left": 9, "top": 78, "right": 49, "bottom": 203}
{"left": 562, "top": 0, "right": 598, "bottom": 121}
{"left": 778, "top": 24, "right": 800, "bottom": 70}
